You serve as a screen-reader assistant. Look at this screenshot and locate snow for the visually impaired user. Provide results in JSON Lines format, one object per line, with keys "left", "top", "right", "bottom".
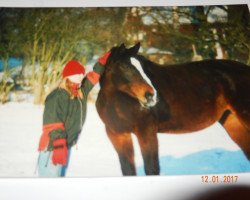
{"left": 0, "top": 100, "right": 247, "bottom": 177}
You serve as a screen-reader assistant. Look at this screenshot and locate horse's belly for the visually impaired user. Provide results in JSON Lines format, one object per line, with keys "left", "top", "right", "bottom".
{"left": 158, "top": 117, "right": 217, "bottom": 133}
{"left": 158, "top": 84, "right": 230, "bottom": 133}
{"left": 158, "top": 103, "right": 227, "bottom": 134}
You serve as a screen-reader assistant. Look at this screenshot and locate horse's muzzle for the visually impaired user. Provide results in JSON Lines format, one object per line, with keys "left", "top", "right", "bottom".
{"left": 141, "top": 91, "right": 157, "bottom": 108}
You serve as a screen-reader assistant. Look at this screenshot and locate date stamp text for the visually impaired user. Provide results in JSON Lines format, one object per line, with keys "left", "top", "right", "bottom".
{"left": 201, "top": 175, "right": 238, "bottom": 183}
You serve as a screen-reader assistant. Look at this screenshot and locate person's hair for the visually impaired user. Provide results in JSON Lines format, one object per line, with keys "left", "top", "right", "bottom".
{"left": 59, "top": 78, "right": 84, "bottom": 99}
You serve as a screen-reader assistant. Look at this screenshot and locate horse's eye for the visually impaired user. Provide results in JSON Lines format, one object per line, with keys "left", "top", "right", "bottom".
{"left": 121, "top": 63, "right": 130, "bottom": 69}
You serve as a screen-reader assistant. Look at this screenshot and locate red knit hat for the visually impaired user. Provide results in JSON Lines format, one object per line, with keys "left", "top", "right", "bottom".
{"left": 62, "top": 60, "right": 85, "bottom": 78}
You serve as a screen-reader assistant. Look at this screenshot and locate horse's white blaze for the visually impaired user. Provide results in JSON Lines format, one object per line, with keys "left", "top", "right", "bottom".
{"left": 130, "top": 57, "right": 157, "bottom": 106}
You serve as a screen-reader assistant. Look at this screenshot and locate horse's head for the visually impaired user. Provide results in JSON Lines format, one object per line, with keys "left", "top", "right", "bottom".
{"left": 103, "top": 43, "right": 157, "bottom": 108}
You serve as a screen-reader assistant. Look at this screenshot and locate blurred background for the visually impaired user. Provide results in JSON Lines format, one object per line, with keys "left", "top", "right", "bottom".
{"left": 0, "top": 5, "right": 249, "bottom": 105}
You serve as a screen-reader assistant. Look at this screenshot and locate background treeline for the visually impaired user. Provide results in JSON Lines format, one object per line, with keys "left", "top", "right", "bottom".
{"left": 0, "top": 5, "right": 249, "bottom": 104}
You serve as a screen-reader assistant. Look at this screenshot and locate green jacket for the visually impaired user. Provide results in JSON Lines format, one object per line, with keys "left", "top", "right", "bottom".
{"left": 43, "top": 62, "right": 104, "bottom": 150}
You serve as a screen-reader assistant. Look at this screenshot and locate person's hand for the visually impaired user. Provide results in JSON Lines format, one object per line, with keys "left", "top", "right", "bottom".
{"left": 98, "top": 51, "right": 111, "bottom": 65}
{"left": 52, "top": 138, "right": 68, "bottom": 166}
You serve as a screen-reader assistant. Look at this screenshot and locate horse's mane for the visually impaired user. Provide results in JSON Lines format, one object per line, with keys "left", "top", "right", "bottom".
{"left": 137, "top": 54, "right": 156, "bottom": 65}
{"left": 136, "top": 55, "right": 162, "bottom": 79}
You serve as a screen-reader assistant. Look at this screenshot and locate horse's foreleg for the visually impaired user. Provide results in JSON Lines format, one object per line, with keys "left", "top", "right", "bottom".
{"left": 220, "top": 113, "right": 250, "bottom": 160}
{"left": 136, "top": 132, "right": 159, "bottom": 175}
{"left": 106, "top": 127, "right": 136, "bottom": 176}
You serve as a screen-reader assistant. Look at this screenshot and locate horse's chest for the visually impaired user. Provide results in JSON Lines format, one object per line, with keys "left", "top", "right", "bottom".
{"left": 108, "top": 106, "right": 136, "bottom": 132}
{"left": 96, "top": 98, "right": 136, "bottom": 133}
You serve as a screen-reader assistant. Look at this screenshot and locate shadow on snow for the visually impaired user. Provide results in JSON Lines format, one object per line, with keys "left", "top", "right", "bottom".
{"left": 137, "top": 148, "right": 250, "bottom": 176}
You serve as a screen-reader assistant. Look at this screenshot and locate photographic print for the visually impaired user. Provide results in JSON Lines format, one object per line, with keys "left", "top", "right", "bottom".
{"left": 0, "top": 4, "right": 250, "bottom": 178}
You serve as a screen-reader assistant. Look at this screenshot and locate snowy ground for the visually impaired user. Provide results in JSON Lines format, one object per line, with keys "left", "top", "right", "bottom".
{"left": 0, "top": 100, "right": 249, "bottom": 177}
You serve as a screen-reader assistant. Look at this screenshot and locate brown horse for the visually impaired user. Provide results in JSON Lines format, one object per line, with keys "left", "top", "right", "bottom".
{"left": 96, "top": 43, "right": 250, "bottom": 176}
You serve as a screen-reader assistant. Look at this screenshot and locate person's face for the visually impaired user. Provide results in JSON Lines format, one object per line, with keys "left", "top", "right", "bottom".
{"left": 67, "top": 74, "right": 84, "bottom": 84}
{"left": 66, "top": 74, "right": 84, "bottom": 97}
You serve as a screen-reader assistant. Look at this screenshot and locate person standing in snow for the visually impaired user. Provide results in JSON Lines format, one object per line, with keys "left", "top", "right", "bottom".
{"left": 37, "top": 51, "right": 110, "bottom": 177}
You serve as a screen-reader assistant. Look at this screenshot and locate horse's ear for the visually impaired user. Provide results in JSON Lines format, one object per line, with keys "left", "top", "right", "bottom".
{"left": 128, "top": 42, "right": 140, "bottom": 55}
{"left": 120, "top": 43, "right": 126, "bottom": 49}
{"left": 119, "top": 43, "right": 126, "bottom": 52}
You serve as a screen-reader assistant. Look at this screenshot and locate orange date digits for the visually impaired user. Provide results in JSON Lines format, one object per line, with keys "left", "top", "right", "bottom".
{"left": 223, "top": 175, "right": 238, "bottom": 183}
{"left": 201, "top": 175, "right": 238, "bottom": 183}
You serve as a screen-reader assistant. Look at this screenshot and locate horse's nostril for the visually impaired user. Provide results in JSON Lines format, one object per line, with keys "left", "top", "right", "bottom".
{"left": 145, "top": 91, "right": 153, "bottom": 101}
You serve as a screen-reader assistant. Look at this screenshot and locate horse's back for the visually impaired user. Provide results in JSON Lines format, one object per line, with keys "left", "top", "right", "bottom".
{"left": 155, "top": 59, "right": 250, "bottom": 94}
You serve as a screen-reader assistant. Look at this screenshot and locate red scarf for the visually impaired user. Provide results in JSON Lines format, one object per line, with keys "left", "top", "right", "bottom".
{"left": 38, "top": 123, "right": 65, "bottom": 151}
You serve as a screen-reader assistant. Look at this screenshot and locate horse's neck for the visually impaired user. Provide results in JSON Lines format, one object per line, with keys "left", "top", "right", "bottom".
{"left": 99, "top": 72, "right": 116, "bottom": 96}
